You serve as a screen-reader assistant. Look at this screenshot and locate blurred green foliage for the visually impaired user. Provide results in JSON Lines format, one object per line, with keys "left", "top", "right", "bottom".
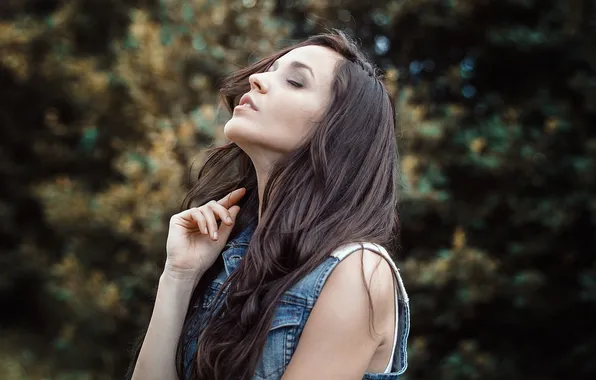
{"left": 0, "top": 0, "right": 594, "bottom": 379}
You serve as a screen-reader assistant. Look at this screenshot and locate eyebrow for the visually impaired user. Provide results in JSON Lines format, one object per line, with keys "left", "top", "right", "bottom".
{"left": 273, "top": 60, "right": 315, "bottom": 80}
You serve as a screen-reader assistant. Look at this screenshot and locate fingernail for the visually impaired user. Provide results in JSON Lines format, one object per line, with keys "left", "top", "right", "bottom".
{"left": 226, "top": 216, "right": 232, "bottom": 224}
{"left": 213, "top": 231, "right": 218, "bottom": 240}
{"left": 204, "top": 227, "right": 208, "bottom": 234}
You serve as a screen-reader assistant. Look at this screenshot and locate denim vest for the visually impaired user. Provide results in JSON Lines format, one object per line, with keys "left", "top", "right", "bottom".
{"left": 183, "top": 224, "right": 410, "bottom": 379}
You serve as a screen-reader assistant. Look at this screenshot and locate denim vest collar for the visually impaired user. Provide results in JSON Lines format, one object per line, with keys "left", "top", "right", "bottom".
{"left": 221, "top": 222, "right": 256, "bottom": 276}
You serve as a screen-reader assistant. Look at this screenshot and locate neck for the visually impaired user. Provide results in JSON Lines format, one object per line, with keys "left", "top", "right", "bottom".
{"left": 254, "top": 158, "right": 275, "bottom": 224}
{"left": 240, "top": 145, "right": 282, "bottom": 223}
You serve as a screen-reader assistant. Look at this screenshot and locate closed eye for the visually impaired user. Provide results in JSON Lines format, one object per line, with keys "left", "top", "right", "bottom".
{"left": 287, "top": 79, "right": 304, "bottom": 88}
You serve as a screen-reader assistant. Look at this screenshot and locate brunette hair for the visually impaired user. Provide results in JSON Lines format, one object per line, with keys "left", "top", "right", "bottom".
{"left": 128, "top": 29, "right": 400, "bottom": 380}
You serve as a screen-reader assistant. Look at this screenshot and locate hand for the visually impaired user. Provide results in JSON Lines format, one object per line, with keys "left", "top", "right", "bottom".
{"left": 164, "top": 188, "right": 246, "bottom": 283}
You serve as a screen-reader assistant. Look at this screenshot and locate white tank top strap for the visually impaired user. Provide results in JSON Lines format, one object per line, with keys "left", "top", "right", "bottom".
{"left": 331, "top": 242, "right": 408, "bottom": 302}
{"left": 331, "top": 242, "right": 407, "bottom": 373}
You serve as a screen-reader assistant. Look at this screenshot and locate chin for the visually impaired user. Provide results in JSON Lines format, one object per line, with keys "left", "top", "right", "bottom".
{"left": 223, "top": 119, "right": 254, "bottom": 147}
{"left": 223, "top": 118, "right": 241, "bottom": 140}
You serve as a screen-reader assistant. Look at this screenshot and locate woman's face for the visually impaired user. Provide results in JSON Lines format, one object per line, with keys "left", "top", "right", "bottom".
{"left": 224, "top": 45, "right": 342, "bottom": 164}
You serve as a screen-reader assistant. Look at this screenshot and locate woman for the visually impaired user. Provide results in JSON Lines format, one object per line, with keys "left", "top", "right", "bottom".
{"left": 129, "top": 30, "right": 410, "bottom": 380}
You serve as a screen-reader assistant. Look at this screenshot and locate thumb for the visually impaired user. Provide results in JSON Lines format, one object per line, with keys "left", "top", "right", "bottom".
{"left": 217, "top": 205, "right": 241, "bottom": 243}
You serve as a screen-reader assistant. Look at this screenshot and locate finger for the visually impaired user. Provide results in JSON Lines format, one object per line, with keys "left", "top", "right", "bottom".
{"left": 172, "top": 209, "right": 201, "bottom": 231}
{"left": 217, "top": 205, "right": 241, "bottom": 242}
{"left": 208, "top": 201, "right": 234, "bottom": 226}
{"left": 217, "top": 188, "right": 246, "bottom": 208}
{"left": 191, "top": 209, "right": 208, "bottom": 234}
{"left": 200, "top": 206, "right": 219, "bottom": 241}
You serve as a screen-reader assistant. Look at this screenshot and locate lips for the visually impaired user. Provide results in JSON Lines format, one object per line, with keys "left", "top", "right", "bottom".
{"left": 238, "top": 93, "right": 258, "bottom": 111}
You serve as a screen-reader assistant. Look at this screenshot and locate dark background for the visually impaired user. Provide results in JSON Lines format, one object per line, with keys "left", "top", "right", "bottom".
{"left": 1, "top": 0, "right": 595, "bottom": 379}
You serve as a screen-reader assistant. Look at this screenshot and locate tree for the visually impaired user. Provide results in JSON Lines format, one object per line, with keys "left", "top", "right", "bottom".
{"left": 0, "top": 0, "right": 293, "bottom": 377}
{"left": 1, "top": 0, "right": 595, "bottom": 379}
{"left": 276, "top": 0, "right": 596, "bottom": 379}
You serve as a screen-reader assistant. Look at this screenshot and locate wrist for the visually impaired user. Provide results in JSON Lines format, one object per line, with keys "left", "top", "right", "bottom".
{"left": 161, "top": 266, "right": 203, "bottom": 288}
{"left": 158, "top": 275, "right": 196, "bottom": 304}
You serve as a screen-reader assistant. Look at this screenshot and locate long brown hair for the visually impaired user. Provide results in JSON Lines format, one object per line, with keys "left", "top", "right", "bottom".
{"left": 128, "top": 30, "right": 401, "bottom": 380}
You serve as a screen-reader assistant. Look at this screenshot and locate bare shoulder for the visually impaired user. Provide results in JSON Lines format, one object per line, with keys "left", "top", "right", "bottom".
{"left": 324, "top": 247, "right": 396, "bottom": 332}
{"left": 281, "top": 248, "right": 395, "bottom": 379}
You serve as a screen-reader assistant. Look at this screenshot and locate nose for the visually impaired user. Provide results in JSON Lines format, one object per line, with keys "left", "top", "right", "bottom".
{"left": 249, "top": 73, "right": 268, "bottom": 93}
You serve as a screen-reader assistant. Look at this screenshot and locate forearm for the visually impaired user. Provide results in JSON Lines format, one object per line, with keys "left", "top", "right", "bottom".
{"left": 131, "top": 272, "right": 198, "bottom": 380}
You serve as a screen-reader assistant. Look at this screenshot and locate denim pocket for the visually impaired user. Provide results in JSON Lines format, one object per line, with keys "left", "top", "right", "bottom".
{"left": 254, "top": 301, "right": 305, "bottom": 380}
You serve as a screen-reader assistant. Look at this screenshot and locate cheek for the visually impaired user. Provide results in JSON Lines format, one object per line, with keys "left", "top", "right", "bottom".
{"left": 274, "top": 109, "right": 317, "bottom": 147}
{"left": 278, "top": 104, "right": 319, "bottom": 134}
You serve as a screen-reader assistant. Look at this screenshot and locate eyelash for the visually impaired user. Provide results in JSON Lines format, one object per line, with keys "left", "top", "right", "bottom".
{"left": 287, "top": 80, "right": 304, "bottom": 88}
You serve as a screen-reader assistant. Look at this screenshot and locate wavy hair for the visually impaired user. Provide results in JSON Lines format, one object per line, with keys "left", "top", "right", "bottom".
{"left": 128, "top": 30, "right": 401, "bottom": 380}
